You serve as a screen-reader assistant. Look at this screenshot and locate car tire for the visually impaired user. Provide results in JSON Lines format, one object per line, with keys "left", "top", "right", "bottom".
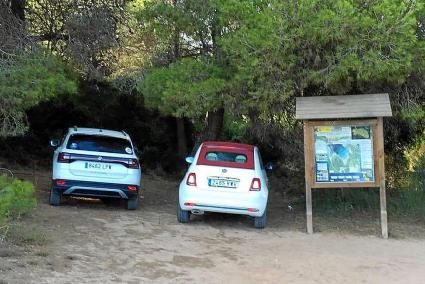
{"left": 126, "top": 195, "right": 139, "bottom": 210}
{"left": 254, "top": 209, "right": 267, "bottom": 229}
{"left": 177, "top": 203, "right": 190, "bottom": 223}
{"left": 49, "top": 187, "right": 61, "bottom": 206}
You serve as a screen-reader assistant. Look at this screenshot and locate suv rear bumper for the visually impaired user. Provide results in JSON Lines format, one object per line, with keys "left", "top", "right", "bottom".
{"left": 52, "top": 179, "right": 139, "bottom": 199}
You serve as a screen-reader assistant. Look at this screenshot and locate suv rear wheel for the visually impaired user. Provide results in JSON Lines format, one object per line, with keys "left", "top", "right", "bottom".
{"left": 49, "top": 187, "right": 61, "bottom": 206}
{"left": 126, "top": 194, "right": 139, "bottom": 210}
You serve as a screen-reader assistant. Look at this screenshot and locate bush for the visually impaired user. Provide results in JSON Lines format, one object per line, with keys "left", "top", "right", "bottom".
{"left": 405, "top": 133, "right": 425, "bottom": 181}
{"left": 0, "top": 175, "right": 37, "bottom": 224}
{"left": 312, "top": 188, "right": 379, "bottom": 216}
{"left": 388, "top": 133, "right": 425, "bottom": 220}
{"left": 390, "top": 189, "right": 425, "bottom": 220}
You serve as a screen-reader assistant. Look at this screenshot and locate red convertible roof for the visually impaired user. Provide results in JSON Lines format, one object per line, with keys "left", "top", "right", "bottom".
{"left": 202, "top": 141, "right": 255, "bottom": 151}
{"left": 197, "top": 141, "right": 255, "bottom": 169}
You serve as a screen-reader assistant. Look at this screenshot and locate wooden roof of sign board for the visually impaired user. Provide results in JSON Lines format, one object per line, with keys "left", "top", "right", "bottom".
{"left": 295, "top": 93, "right": 392, "bottom": 120}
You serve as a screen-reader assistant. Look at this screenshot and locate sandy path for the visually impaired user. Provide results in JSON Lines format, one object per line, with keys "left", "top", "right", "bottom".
{"left": 1, "top": 174, "right": 425, "bottom": 283}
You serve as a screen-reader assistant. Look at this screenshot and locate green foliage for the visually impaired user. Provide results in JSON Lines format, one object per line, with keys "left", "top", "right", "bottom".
{"left": 135, "top": 0, "right": 229, "bottom": 121}
{"left": 0, "top": 47, "right": 77, "bottom": 137}
{"left": 223, "top": 114, "right": 249, "bottom": 141}
{"left": 135, "top": 0, "right": 218, "bottom": 62}
{"left": 401, "top": 104, "right": 425, "bottom": 124}
{"left": 218, "top": 0, "right": 423, "bottom": 117}
{"left": 401, "top": 103, "right": 425, "bottom": 192}
{"left": 404, "top": 130, "right": 425, "bottom": 205}
{"left": 135, "top": 0, "right": 424, "bottom": 145}
{"left": 138, "top": 58, "right": 227, "bottom": 118}
{"left": 0, "top": 175, "right": 37, "bottom": 224}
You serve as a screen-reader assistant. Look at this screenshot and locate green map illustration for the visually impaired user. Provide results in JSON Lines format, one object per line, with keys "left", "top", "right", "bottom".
{"left": 314, "top": 126, "right": 374, "bottom": 182}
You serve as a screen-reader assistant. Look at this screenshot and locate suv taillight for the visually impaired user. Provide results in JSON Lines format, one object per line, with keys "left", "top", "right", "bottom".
{"left": 127, "top": 185, "right": 138, "bottom": 191}
{"left": 128, "top": 158, "right": 139, "bottom": 169}
{"left": 58, "top": 152, "right": 71, "bottom": 163}
{"left": 249, "top": 178, "right": 261, "bottom": 191}
{"left": 186, "top": 173, "right": 197, "bottom": 186}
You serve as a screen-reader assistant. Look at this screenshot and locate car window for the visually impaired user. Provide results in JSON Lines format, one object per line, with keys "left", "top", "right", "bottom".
{"left": 205, "top": 151, "right": 247, "bottom": 163}
{"left": 66, "top": 134, "right": 133, "bottom": 154}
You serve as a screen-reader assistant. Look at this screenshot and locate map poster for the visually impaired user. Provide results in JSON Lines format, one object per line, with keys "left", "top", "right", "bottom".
{"left": 314, "top": 125, "right": 374, "bottom": 183}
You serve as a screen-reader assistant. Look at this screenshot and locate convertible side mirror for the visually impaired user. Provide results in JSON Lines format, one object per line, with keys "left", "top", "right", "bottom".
{"left": 265, "top": 162, "right": 274, "bottom": 171}
{"left": 185, "top": 156, "right": 194, "bottom": 164}
{"left": 50, "top": 139, "right": 60, "bottom": 148}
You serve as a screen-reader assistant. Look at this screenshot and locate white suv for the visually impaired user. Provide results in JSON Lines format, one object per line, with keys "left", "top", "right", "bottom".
{"left": 49, "top": 127, "right": 142, "bottom": 210}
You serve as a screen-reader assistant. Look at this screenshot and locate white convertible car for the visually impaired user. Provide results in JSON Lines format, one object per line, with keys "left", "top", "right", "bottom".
{"left": 178, "top": 141, "right": 271, "bottom": 228}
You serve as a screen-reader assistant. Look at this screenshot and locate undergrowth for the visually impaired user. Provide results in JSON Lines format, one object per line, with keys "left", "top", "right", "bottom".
{"left": 0, "top": 175, "right": 37, "bottom": 242}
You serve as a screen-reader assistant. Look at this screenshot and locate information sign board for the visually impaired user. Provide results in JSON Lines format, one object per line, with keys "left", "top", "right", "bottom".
{"left": 314, "top": 125, "right": 374, "bottom": 183}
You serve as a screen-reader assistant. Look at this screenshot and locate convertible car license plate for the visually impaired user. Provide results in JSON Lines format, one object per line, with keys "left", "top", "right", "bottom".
{"left": 208, "top": 177, "right": 239, "bottom": 188}
{"left": 85, "top": 162, "right": 112, "bottom": 170}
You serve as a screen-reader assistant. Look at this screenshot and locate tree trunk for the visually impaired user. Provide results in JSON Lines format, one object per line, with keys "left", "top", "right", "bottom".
{"left": 204, "top": 108, "right": 225, "bottom": 141}
{"left": 176, "top": 117, "right": 187, "bottom": 158}
{"left": 10, "top": 0, "right": 25, "bottom": 21}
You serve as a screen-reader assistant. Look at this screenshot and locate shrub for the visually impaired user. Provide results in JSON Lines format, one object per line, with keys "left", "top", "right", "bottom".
{"left": 404, "top": 131, "right": 425, "bottom": 194}
{"left": 389, "top": 132, "right": 425, "bottom": 220}
{"left": 0, "top": 175, "right": 37, "bottom": 224}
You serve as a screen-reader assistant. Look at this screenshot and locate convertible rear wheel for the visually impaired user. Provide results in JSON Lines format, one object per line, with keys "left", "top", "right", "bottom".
{"left": 177, "top": 203, "right": 191, "bottom": 223}
{"left": 254, "top": 209, "right": 267, "bottom": 229}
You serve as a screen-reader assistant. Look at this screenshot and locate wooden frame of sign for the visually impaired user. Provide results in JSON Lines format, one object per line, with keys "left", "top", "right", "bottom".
{"left": 296, "top": 94, "right": 392, "bottom": 239}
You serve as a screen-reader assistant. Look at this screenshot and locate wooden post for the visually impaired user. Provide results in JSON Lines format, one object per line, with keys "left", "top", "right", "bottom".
{"left": 377, "top": 117, "right": 388, "bottom": 238}
{"left": 306, "top": 184, "right": 313, "bottom": 234}
{"left": 304, "top": 121, "right": 313, "bottom": 234}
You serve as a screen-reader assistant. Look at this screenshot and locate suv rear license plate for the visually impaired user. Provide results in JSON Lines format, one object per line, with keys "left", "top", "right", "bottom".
{"left": 208, "top": 177, "right": 239, "bottom": 188}
{"left": 85, "top": 162, "right": 112, "bottom": 170}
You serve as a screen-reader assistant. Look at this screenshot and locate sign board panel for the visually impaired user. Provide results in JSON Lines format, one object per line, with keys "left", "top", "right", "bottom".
{"left": 313, "top": 125, "right": 374, "bottom": 183}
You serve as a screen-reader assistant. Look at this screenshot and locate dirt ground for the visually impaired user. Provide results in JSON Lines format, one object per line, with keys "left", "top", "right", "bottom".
{"left": 1, "top": 172, "right": 425, "bottom": 284}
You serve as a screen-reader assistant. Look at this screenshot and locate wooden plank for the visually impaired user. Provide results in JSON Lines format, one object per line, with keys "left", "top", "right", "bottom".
{"left": 376, "top": 117, "right": 388, "bottom": 239}
{"left": 296, "top": 110, "right": 392, "bottom": 119}
{"left": 311, "top": 182, "right": 377, "bottom": 189}
{"left": 304, "top": 121, "right": 314, "bottom": 234}
{"left": 307, "top": 119, "right": 378, "bottom": 127}
{"left": 372, "top": 119, "right": 381, "bottom": 185}
{"left": 296, "top": 94, "right": 392, "bottom": 120}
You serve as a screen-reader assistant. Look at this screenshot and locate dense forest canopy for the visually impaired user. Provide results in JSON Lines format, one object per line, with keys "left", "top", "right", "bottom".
{"left": 0, "top": 0, "right": 424, "bottom": 189}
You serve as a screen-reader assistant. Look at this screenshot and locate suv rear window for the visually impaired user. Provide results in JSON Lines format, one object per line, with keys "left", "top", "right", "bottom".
{"left": 197, "top": 146, "right": 254, "bottom": 169}
{"left": 67, "top": 134, "right": 133, "bottom": 154}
